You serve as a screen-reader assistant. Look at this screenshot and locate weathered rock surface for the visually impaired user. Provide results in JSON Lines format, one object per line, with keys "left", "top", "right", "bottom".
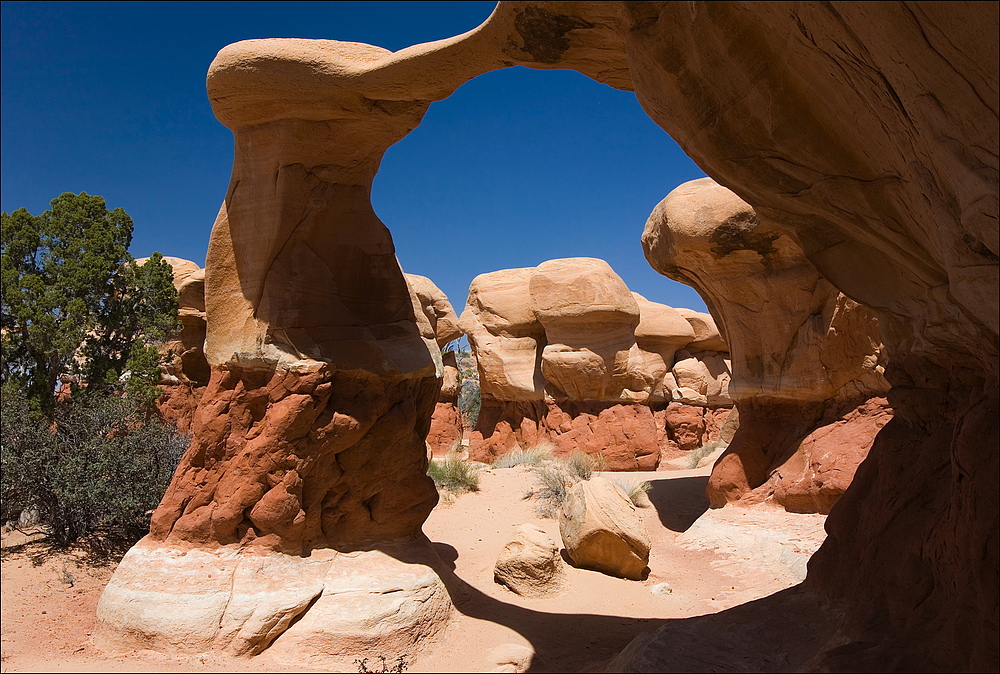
{"left": 493, "top": 524, "right": 565, "bottom": 596}
{"left": 94, "top": 538, "right": 450, "bottom": 667}
{"left": 625, "top": 2, "right": 998, "bottom": 670}
{"left": 644, "top": 178, "right": 891, "bottom": 512}
{"left": 531, "top": 258, "right": 640, "bottom": 400}
{"left": 461, "top": 258, "right": 732, "bottom": 470}
{"left": 559, "top": 477, "right": 650, "bottom": 580}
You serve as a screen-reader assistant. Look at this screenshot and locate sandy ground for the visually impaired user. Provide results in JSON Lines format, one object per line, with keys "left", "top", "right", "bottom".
{"left": 0, "top": 464, "right": 827, "bottom": 673}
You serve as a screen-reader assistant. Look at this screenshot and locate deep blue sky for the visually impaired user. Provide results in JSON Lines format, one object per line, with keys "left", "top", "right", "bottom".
{"left": 1, "top": 1, "right": 709, "bottom": 313}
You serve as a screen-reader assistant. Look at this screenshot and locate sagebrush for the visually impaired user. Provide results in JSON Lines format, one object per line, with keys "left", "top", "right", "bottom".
{"left": 0, "top": 383, "right": 187, "bottom": 546}
{"left": 492, "top": 443, "right": 554, "bottom": 468}
{"left": 686, "top": 439, "right": 725, "bottom": 469}
{"left": 611, "top": 478, "right": 652, "bottom": 508}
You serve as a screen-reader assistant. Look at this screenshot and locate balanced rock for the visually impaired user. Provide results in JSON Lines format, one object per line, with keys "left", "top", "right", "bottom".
{"left": 644, "top": 178, "right": 890, "bottom": 512}
{"left": 462, "top": 258, "right": 733, "bottom": 470}
{"left": 493, "top": 524, "right": 565, "bottom": 596}
{"left": 530, "top": 258, "right": 639, "bottom": 400}
{"left": 559, "top": 477, "right": 650, "bottom": 580}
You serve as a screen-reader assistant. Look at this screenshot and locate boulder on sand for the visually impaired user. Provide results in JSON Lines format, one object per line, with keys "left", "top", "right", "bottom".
{"left": 559, "top": 477, "right": 650, "bottom": 581}
{"left": 494, "top": 524, "right": 565, "bottom": 596}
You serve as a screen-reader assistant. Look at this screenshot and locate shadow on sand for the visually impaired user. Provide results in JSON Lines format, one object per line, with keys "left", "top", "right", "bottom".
{"left": 429, "top": 540, "right": 661, "bottom": 672}
{"left": 646, "top": 475, "right": 710, "bottom": 532}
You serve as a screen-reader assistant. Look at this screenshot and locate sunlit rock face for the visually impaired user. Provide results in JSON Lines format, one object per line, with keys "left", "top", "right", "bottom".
{"left": 643, "top": 178, "right": 891, "bottom": 514}
{"left": 405, "top": 273, "right": 465, "bottom": 457}
{"left": 99, "top": 2, "right": 998, "bottom": 670}
{"left": 460, "top": 258, "right": 733, "bottom": 470}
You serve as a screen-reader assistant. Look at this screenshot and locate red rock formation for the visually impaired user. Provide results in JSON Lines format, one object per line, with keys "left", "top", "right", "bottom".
{"left": 427, "top": 350, "right": 463, "bottom": 457}
{"left": 461, "top": 258, "right": 733, "bottom": 470}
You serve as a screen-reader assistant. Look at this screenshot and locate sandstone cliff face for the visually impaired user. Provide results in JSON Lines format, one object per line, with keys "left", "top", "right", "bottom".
{"left": 643, "top": 178, "right": 891, "bottom": 513}
{"left": 100, "top": 2, "right": 997, "bottom": 670}
{"left": 460, "top": 258, "right": 733, "bottom": 470}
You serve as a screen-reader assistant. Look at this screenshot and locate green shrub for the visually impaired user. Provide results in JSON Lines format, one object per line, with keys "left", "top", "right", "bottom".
{"left": 611, "top": 478, "right": 652, "bottom": 508}
{"left": 0, "top": 383, "right": 187, "bottom": 546}
{"left": 492, "top": 443, "right": 554, "bottom": 469}
{"left": 427, "top": 452, "right": 480, "bottom": 494}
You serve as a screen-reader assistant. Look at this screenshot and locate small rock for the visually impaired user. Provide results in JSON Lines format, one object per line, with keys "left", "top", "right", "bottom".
{"left": 650, "top": 582, "right": 673, "bottom": 595}
{"left": 494, "top": 524, "right": 564, "bottom": 596}
{"left": 489, "top": 643, "right": 534, "bottom": 673}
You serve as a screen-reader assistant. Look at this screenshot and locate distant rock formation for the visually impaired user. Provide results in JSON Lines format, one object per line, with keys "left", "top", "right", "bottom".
{"left": 460, "top": 258, "right": 733, "bottom": 470}
{"left": 137, "top": 256, "right": 210, "bottom": 435}
{"left": 405, "top": 273, "right": 465, "bottom": 457}
{"left": 643, "top": 178, "right": 892, "bottom": 513}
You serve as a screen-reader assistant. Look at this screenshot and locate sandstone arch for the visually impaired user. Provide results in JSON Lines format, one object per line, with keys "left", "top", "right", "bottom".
{"left": 96, "top": 3, "right": 997, "bottom": 670}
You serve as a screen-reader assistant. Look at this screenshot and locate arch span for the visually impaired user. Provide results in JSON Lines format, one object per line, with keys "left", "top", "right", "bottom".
{"left": 95, "top": 3, "right": 998, "bottom": 671}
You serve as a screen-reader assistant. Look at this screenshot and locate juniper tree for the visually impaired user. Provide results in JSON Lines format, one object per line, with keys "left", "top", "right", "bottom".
{"left": 0, "top": 191, "right": 178, "bottom": 413}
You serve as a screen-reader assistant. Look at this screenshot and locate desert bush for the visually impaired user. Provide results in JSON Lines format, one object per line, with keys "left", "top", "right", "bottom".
{"left": 611, "top": 478, "right": 652, "bottom": 508}
{"left": 492, "top": 442, "right": 554, "bottom": 469}
{"left": 0, "top": 383, "right": 187, "bottom": 546}
{"left": 427, "top": 452, "right": 480, "bottom": 494}
{"left": 685, "top": 439, "right": 726, "bottom": 469}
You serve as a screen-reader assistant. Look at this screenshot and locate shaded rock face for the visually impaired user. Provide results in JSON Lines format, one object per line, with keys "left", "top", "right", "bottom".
{"left": 623, "top": 3, "right": 998, "bottom": 670}
{"left": 643, "top": 179, "right": 891, "bottom": 512}
{"left": 104, "top": 3, "right": 997, "bottom": 670}
{"left": 138, "top": 256, "right": 211, "bottom": 434}
{"left": 461, "top": 258, "right": 733, "bottom": 470}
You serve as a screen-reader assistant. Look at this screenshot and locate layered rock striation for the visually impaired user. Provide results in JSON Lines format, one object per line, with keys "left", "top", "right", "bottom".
{"left": 460, "top": 258, "right": 733, "bottom": 470}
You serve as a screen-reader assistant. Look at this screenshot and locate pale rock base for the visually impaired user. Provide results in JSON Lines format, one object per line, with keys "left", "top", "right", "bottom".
{"left": 93, "top": 537, "right": 452, "bottom": 665}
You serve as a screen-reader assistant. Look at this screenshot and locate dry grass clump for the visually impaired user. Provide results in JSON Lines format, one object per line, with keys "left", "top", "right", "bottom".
{"left": 611, "top": 478, "right": 652, "bottom": 508}
{"left": 492, "top": 442, "right": 554, "bottom": 469}
{"left": 685, "top": 439, "right": 726, "bottom": 469}
{"left": 427, "top": 452, "right": 480, "bottom": 495}
{"left": 566, "top": 450, "right": 605, "bottom": 481}
{"left": 520, "top": 449, "right": 605, "bottom": 518}
{"left": 524, "top": 462, "right": 573, "bottom": 518}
